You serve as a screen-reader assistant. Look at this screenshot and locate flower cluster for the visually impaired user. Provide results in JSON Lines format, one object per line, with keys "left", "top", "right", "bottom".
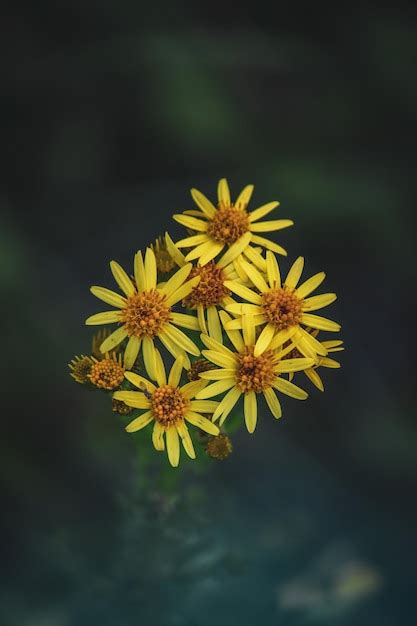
{"left": 70, "top": 178, "right": 343, "bottom": 467}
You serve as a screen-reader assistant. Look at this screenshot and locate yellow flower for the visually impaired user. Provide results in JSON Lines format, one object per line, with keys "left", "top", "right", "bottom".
{"left": 172, "top": 178, "right": 293, "bottom": 268}
{"left": 88, "top": 352, "right": 125, "bottom": 390}
{"left": 150, "top": 235, "right": 177, "bottom": 274}
{"left": 195, "top": 308, "right": 314, "bottom": 433}
{"left": 113, "top": 355, "right": 220, "bottom": 467}
{"left": 85, "top": 247, "right": 202, "bottom": 376}
{"left": 68, "top": 355, "right": 93, "bottom": 384}
{"left": 224, "top": 253, "right": 341, "bottom": 361}
{"left": 164, "top": 232, "right": 242, "bottom": 342}
{"left": 287, "top": 330, "right": 344, "bottom": 391}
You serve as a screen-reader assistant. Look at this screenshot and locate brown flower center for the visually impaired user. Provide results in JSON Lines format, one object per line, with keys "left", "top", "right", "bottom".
{"left": 261, "top": 287, "right": 303, "bottom": 331}
{"left": 236, "top": 347, "right": 276, "bottom": 393}
{"left": 120, "top": 289, "right": 171, "bottom": 337}
{"left": 182, "top": 262, "right": 230, "bottom": 308}
{"left": 151, "top": 385, "right": 190, "bottom": 425}
{"left": 206, "top": 434, "right": 233, "bottom": 460}
{"left": 207, "top": 204, "right": 249, "bottom": 245}
{"left": 88, "top": 357, "right": 125, "bottom": 390}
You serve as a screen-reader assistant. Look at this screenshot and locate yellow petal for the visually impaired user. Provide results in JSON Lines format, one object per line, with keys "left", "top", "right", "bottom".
{"left": 217, "top": 232, "right": 252, "bottom": 267}
{"left": 263, "top": 387, "right": 282, "bottom": 418}
{"left": 225, "top": 315, "right": 266, "bottom": 330}
{"left": 197, "top": 305, "right": 208, "bottom": 334}
{"left": 298, "top": 327, "right": 327, "bottom": 356}
{"left": 189, "top": 400, "right": 220, "bottom": 413}
{"left": 142, "top": 336, "right": 157, "bottom": 380}
{"left": 241, "top": 306, "right": 255, "bottom": 345}
{"left": 175, "top": 233, "right": 208, "bottom": 248}
{"left": 159, "top": 263, "right": 192, "bottom": 297}
{"left": 213, "top": 386, "right": 241, "bottom": 423}
{"left": 240, "top": 259, "right": 269, "bottom": 292}
{"left": 254, "top": 322, "right": 275, "bottom": 356}
{"left": 304, "top": 368, "right": 324, "bottom": 391}
{"left": 173, "top": 214, "right": 208, "bottom": 232}
{"left": 266, "top": 250, "right": 281, "bottom": 288}
{"left": 110, "top": 260, "right": 136, "bottom": 297}
{"left": 285, "top": 256, "right": 304, "bottom": 290}
{"left": 196, "top": 379, "right": 235, "bottom": 399}
{"left": 176, "top": 421, "right": 196, "bottom": 459}
{"left": 123, "top": 335, "right": 141, "bottom": 369}
{"left": 273, "top": 377, "right": 308, "bottom": 399}
{"left": 223, "top": 280, "right": 261, "bottom": 304}
{"left": 170, "top": 312, "right": 200, "bottom": 331}
{"left": 125, "top": 410, "right": 153, "bottom": 433}
{"left": 185, "top": 240, "right": 215, "bottom": 262}
{"left": 85, "top": 311, "right": 121, "bottom": 325}
{"left": 248, "top": 201, "right": 279, "bottom": 222}
{"left": 218, "top": 178, "right": 230, "bottom": 205}
{"left": 198, "top": 368, "right": 236, "bottom": 380}
{"left": 207, "top": 306, "right": 222, "bottom": 342}
{"left": 164, "top": 232, "right": 186, "bottom": 268}
{"left": 191, "top": 187, "right": 217, "bottom": 218}
{"left": 166, "top": 426, "right": 180, "bottom": 467}
{"left": 295, "top": 272, "right": 325, "bottom": 298}
{"left": 200, "top": 333, "right": 235, "bottom": 356}
{"left": 159, "top": 332, "right": 191, "bottom": 368}
{"left": 184, "top": 411, "right": 219, "bottom": 436}
{"left": 244, "top": 391, "right": 257, "bottom": 433}
{"left": 235, "top": 184, "right": 254, "bottom": 208}
{"left": 124, "top": 371, "right": 156, "bottom": 392}
{"left": 180, "top": 379, "right": 207, "bottom": 399}
{"left": 319, "top": 357, "right": 341, "bottom": 369}
{"left": 165, "top": 276, "right": 200, "bottom": 307}
{"left": 134, "top": 251, "right": 145, "bottom": 292}
{"left": 198, "top": 241, "right": 224, "bottom": 266}
{"left": 302, "top": 293, "right": 337, "bottom": 311}
{"left": 274, "top": 357, "right": 315, "bottom": 373}
{"left": 242, "top": 246, "right": 267, "bottom": 272}
{"left": 268, "top": 326, "right": 298, "bottom": 351}
{"left": 154, "top": 347, "right": 167, "bottom": 386}
{"left": 113, "top": 391, "right": 149, "bottom": 408}
{"left": 250, "top": 219, "right": 294, "bottom": 232}
{"left": 100, "top": 326, "right": 129, "bottom": 352}
{"left": 168, "top": 355, "right": 184, "bottom": 387}
{"left": 152, "top": 422, "right": 165, "bottom": 451}
{"left": 144, "top": 248, "right": 157, "bottom": 290}
{"left": 202, "top": 350, "right": 237, "bottom": 369}
{"left": 90, "top": 286, "right": 126, "bottom": 309}
{"left": 301, "top": 313, "right": 341, "bottom": 332}
{"left": 250, "top": 235, "right": 287, "bottom": 255}
{"left": 218, "top": 311, "right": 244, "bottom": 352}
{"left": 164, "top": 323, "right": 200, "bottom": 356}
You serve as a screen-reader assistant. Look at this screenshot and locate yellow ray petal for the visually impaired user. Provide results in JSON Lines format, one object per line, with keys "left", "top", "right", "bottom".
{"left": 242, "top": 246, "right": 267, "bottom": 272}
{"left": 152, "top": 422, "right": 165, "bottom": 451}
{"left": 217, "top": 232, "right": 252, "bottom": 267}
{"left": 285, "top": 257, "right": 304, "bottom": 290}
{"left": 180, "top": 379, "right": 207, "bottom": 399}
{"left": 185, "top": 239, "right": 216, "bottom": 262}
{"left": 250, "top": 234, "right": 287, "bottom": 255}
{"left": 199, "top": 241, "right": 225, "bottom": 266}
{"left": 250, "top": 219, "right": 294, "bottom": 232}
{"left": 200, "top": 333, "right": 235, "bottom": 357}
{"left": 164, "top": 232, "right": 186, "bottom": 268}
{"left": 144, "top": 248, "right": 157, "bottom": 290}
{"left": 170, "top": 312, "right": 200, "bottom": 331}
{"left": 175, "top": 233, "right": 209, "bottom": 248}
{"left": 218, "top": 311, "right": 244, "bottom": 352}
{"left": 213, "top": 386, "right": 241, "bottom": 423}
{"left": 159, "top": 263, "right": 192, "bottom": 297}
{"left": 142, "top": 336, "right": 157, "bottom": 380}
{"left": 85, "top": 311, "right": 121, "bottom": 325}
{"left": 166, "top": 426, "right": 180, "bottom": 467}
{"left": 125, "top": 410, "right": 153, "bottom": 433}
{"left": 225, "top": 303, "right": 263, "bottom": 316}
{"left": 113, "top": 391, "right": 150, "bottom": 409}
{"left": 134, "top": 251, "right": 145, "bottom": 292}
{"left": 165, "top": 276, "right": 200, "bottom": 307}
{"left": 302, "top": 293, "right": 337, "bottom": 311}
{"left": 273, "top": 377, "right": 308, "bottom": 399}
{"left": 184, "top": 411, "right": 220, "bottom": 436}
{"left": 198, "top": 369, "right": 236, "bottom": 380}
{"left": 274, "top": 357, "right": 315, "bottom": 373}
{"left": 248, "top": 201, "right": 279, "bottom": 222}
{"left": 319, "top": 357, "right": 341, "bottom": 369}
{"left": 168, "top": 355, "right": 184, "bottom": 387}
{"left": 158, "top": 332, "right": 191, "bottom": 369}
{"left": 191, "top": 187, "right": 217, "bottom": 218}
{"left": 233, "top": 256, "right": 249, "bottom": 282}
{"left": 223, "top": 280, "right": 262, "bottom": 304}
{"left": 254, "top": 322, "right": 275, "bottom": 357}
{"left": 242, "top": 306, "right": 255, "bottom": 346}
{"left": 173, "top": 214, "right": 208, "bottom": 232}
{"left": 301, "top": 313, "right": 341, "bottom": 332}
{"left": 163, "top": 323, "right": 200, "bottom": 356}
{"left": 218, "top": 178, "right": 230, "bottom": 205}
{"left": 304, "top": 368, "right": 324, "bottom": 391}
{"left": 295, "top": 272, "right": 326, "bottom": 298}
{"left": 100, "top": 326, "right": 129, "bottom": 352}
{"left": 202, "top": 350, "right": 237, "bottom": 369}
{"left": 263, "top": 387, "right": 282, "bottom": 418}
{"left": 124, "top": 371, "right": 156, "bottom": 393}
{"left": 176, "top": 421, "right": 196, "bottom": 458}
{"left": 321, "top": 339, "right": 344, "bottom": 350}
{"left": 207, "top": 306, "right": 222, "bottom": 342}
{"left": 123, "top": 335, "right": 141, "bottom": 369}
{"left": 90, "top": 286, "right": 127, "bottom": 309}
{"left": 189, "top": 400, "right": 221, "bottom": 413}
{"left": 197, "top": 305, "right": 208, "bottom": 334}
{"left": 235, "top": 184, "right": 254, "bottom": 208}
{"left": 225, "top": 315, "right": 266, "bottom": 330}
{"left": 196, "top": 379, "right": 235, "bottom": 399}
{"left": 244, "top": 391, "right": 257, "bottom": 433}
{"left": 154, "top": 347, "right": 167, "bottom": 386}
{"left": 266, "top": 250, "right": 281, "bottom": 288}
{"left": 110, "top": 260, "right": 136, "bottom": 297}
{"left": 298, "top": 327, "right": 327, "bottom": 356}
{"left": 240, "top": 259, "right": 269, "bottom": 292}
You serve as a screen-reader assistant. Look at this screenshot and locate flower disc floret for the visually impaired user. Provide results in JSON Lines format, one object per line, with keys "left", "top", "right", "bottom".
{"left": 207, "top": 205, "right": 249, "bottom": 245}
{"left": 261, "top": 287, "right": 303, "bottom": 330}
{"left": 120, "top": 289, "right": 171, "bottom": 338}
{"left": 236, "top": 347, "right": 276, "bottom": 393}
{"left": 151, "top": 385, "right": 190, "bottom": 426}
{"left": 183, "top": 262, "right": 230, "bottom": 308}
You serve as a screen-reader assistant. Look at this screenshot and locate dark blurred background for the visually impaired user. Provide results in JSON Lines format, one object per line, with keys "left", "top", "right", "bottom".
{"left": 2, "top": 3, "right": 417, "bottom": 625}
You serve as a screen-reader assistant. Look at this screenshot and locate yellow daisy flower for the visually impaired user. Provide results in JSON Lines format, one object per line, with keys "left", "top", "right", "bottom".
{"left": 164, "top": 232, "right": 242, "bottom": 342}
{"left": 224, "top": 253, "right": 341, "bottom": 361}
{"left": 287, "top": 330, "right": 344, "bottom": 391}
{"left": 113, "top": 355, "right": 220, "bottom": 467}
{"left": 85, "top": 247, "right": 202, "bottom": 376}
{"left": 195, "top": 308, "right": 314, "bottom": 433}
{"left": 172, "top": 178, "right": 293, "bottom": 268}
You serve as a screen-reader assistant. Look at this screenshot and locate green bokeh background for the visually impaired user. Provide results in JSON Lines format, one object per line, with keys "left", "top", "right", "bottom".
{"left": 2, "top": 3, "right": 416, "bottom": 625}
